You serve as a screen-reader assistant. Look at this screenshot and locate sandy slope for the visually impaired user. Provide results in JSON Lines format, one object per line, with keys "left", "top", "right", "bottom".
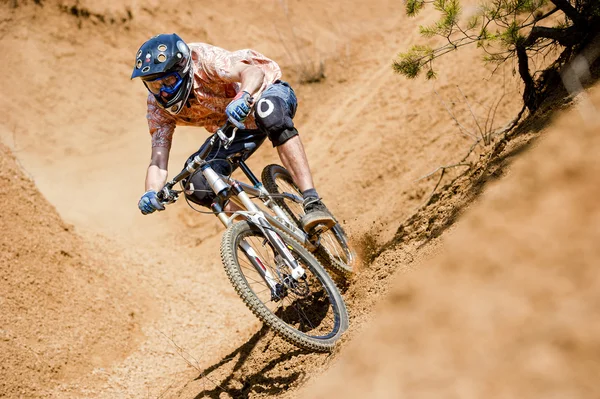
{"left": 0, "top": 143, "right": 151, "bottom": 397}
{"left": 0, "top": 0, "right": 552, "bottom": 397}
{"left": 301, "top": 87, "right": 600, "bottom": 399}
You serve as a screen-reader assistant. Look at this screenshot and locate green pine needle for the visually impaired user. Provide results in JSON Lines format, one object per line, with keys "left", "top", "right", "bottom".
{"left": 406, "top": 0, "right": 426, "bottom": 16}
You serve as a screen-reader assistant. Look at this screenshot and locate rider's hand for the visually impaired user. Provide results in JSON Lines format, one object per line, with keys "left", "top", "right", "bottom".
{"left": 226, "top": 91, "right": 253, "bottom": 129}
{"left": 138, "top": 190, "right": 165, "bottom": 215}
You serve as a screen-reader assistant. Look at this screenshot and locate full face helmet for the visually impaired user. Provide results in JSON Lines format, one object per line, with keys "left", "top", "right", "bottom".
{"left": 131, "top": 33, "right": 193, "bottom": 115}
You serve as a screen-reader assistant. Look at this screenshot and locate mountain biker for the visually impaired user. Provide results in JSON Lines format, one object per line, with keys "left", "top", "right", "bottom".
{"left": 131, "top": 33, "right": 335, "bottom": 232}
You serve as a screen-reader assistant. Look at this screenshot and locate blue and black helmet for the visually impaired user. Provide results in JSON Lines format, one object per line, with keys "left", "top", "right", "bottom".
{"left": 131, "top": 33, "right": 193, "bottom": 115}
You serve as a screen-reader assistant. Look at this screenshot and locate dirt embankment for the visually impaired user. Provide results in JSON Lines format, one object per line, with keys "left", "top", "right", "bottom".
{"left": 0, "top": 143, "right": 151, "bottom": 397}
{"left": 0, "top": 0, "right": 582, "bottom": 398}
{"left": 302, "top": 87, "right": 600, "bottom": 398}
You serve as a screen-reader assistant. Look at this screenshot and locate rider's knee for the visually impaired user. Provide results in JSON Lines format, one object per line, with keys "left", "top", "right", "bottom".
{"left": 182, "top": 169, "right": 221, "bottom": 208}
{"left": 182, "top": 180, "right": 215, "bottom": 208}
{"left": 254, "top": 96, "right": 298, "bottom": 147}
{"left": 270, "top": 127, "right": 299, "bottom": 146}
{"left": 180, "top": 158, "right": 233, "bottom": 208}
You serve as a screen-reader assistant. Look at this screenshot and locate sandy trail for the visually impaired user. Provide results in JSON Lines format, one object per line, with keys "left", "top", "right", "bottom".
{"left": 0, "top": 0, "right": 556, "bottom": 397}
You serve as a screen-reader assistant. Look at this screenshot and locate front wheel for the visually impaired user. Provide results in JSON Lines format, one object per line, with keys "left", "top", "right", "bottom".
{"left": 220, "top": 221, "right": 349, "bottom": 352}
{"left": 261, "top": 164, "right": 356, "bottom": 277}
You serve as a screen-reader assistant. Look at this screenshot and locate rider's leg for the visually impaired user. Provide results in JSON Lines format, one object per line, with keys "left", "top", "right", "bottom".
{"left": 254, "top": 81, "right": 335, "bottom": 232}
{"left": 276, "top": 135, "right": 314, "bottom": 192}
{"left": 224, "top": 200, "right": 243, "bottom": 213}
{"left": 181, "top": 128, "right": 267, "bottom": 209}
{"left": 276, "top": 135, "right": 335, "bottom": 232}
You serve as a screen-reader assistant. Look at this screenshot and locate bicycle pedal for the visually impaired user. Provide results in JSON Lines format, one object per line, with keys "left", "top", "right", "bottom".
{"left": 308, "top": 223, "right": 332, "bottom": 236}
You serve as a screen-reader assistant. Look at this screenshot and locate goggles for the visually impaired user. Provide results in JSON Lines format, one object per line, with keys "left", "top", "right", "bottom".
{"left": 143, "top": 72, "right": 184, "bottom": 100}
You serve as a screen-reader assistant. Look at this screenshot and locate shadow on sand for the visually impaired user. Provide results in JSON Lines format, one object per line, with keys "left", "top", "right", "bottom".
{"left": 191, "top": 325, "right": 310, "bottom": 399}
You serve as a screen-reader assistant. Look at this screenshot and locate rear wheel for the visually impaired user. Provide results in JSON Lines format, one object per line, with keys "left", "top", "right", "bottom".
{"left": 220, "top": 221, "right": 349, "bottom": 352}
{"left": 261, "top": 164, "right": 355, "bottom": 277}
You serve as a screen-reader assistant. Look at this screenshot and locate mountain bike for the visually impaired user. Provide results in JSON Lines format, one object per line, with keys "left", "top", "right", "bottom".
{"left": 156, "top": 122, "right": 350, "bottom": 352}
{"left": 261, "top": 165, "right": 356, "bottom": 278}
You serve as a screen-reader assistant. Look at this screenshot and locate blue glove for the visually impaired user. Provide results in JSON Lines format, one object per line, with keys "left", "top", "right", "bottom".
{"left": 138, "top": 190, "right": 165, "bottom": 215}
{"left": 226, "top": 91, "right": 253, "bottom": 129}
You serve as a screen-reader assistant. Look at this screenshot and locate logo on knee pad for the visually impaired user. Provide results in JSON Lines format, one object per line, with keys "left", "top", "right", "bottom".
{"left": 257, "top": 98, "right": 275, "bottom": 118}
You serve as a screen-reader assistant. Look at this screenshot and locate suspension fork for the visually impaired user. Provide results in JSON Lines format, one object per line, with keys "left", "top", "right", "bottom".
{"left": 210, "top": 202, "right": 278, "bottom": 292}
{"left": 240, "top": 240, "right": 280, "bottom": 291}
{"left": 206, "top": 167, "right": 305, "bottom": 288}
{"left": 230, "top": 181, "right": 306, "bottom": 280}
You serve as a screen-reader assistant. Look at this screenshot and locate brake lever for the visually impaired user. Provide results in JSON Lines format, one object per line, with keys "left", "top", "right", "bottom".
{"left": 158, "top": 184, "right": 180, "bottom": 205}
{"left": 217, "top": 124, "right": 237, "bottom": 149}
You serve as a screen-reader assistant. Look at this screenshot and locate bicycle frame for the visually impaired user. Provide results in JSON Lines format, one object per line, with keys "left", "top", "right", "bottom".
{"left": 218, "top": 176, "right": 318, "bottom": 252}
{"left": 158, "top": 126, "right": 313, "bottom": 295}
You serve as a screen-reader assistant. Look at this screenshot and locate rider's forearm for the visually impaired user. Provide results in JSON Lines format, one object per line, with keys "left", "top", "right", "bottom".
{"left": 239, "top": 66, "right": 265, "bottom": 99}
{"left": 145, "top": 145, "right": 170, "bottom": 192}
{"left": 145, "top": 165, "right": 168, "bottom": 192}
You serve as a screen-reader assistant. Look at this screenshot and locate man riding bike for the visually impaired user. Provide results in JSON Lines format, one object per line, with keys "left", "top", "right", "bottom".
{"left": 131, "top": 33, "right": 334, "bottom": 232}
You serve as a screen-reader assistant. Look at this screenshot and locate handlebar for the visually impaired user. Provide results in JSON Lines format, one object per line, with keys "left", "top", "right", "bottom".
{"left": 156, "top": 120, "right": 237, "bottom": 204}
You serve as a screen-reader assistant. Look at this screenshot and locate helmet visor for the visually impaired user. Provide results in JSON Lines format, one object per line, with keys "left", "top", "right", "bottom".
{"left": 143, "top": 72, "right": 183, "bottom": 100}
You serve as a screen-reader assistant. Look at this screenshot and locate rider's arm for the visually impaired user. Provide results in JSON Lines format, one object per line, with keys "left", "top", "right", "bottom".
{"left": 202, "top": 45, "right": 281, "bottom": 100}
{"left": 229, "top": 62, "right": 265, "bottom": 99}
{"left": 145, "top": 146, "right": 170, "bottom": 192}
{"left": 145, "top": 95, "right": 176, "bottom": 192}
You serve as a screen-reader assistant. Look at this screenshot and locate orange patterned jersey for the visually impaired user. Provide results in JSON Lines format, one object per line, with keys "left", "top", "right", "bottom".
{"left": 146, "top": 43, "right": 282, "bottom": 149}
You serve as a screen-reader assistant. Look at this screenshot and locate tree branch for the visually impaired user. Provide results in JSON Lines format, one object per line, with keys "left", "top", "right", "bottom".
{"left": 524, "top": 25, "right": 582, "bottom": 47}
{"left": 521, "top": 7, "right": 559, "bottom": 28}
{"left": 548, "top": 0, "right": 585, "bottom": 27}
{"left": 516, "top": 24, "right": 583, "bottom": 111}
{"left": 516, "top": 43, "right": 538, "bottom": 111}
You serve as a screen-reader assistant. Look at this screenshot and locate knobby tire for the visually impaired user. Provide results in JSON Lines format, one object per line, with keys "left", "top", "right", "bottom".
{"left": 220, "top": 221, "right": 349, "bottom": 352}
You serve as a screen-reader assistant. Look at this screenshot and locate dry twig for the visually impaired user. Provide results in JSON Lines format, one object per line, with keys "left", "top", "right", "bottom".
{"left": 418, "top": 87, "right": 527, "bottom": 207}
{"left": 158, "top": 330, "right": 228, "bottom": 395}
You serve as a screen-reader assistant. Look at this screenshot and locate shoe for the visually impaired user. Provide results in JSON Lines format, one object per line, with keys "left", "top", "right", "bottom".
{"left": 300, "top": 197, "right": 336, "bottom": 233}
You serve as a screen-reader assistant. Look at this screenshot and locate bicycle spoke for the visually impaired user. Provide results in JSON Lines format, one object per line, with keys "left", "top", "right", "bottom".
{"left": 320, "top": 231, "right": 347, "bottom": 263}
{"left": 234, "top": 228, "right": 338, "bottom": 339}
{"left": 283, "top": 295, "right": 317, "bottom": 331}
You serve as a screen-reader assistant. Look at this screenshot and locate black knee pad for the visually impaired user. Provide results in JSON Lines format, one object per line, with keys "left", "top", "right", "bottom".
{"left": 254, "top": 96, "right": 298, "bottom": 147}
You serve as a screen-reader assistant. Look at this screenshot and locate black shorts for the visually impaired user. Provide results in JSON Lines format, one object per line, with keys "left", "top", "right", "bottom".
{"left": 181, "top": 129, "right": 266, "bottom": 207}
